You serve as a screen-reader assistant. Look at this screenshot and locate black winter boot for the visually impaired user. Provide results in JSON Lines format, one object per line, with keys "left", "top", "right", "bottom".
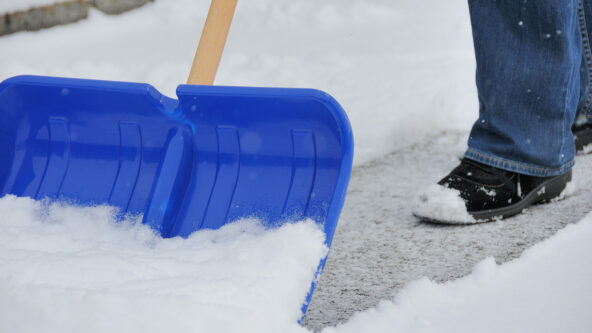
{"left": 414, "top": 158, "right": 572, "bottom": 224}
{"left": 574, "top": 123, "right": 592, "bottom": 153}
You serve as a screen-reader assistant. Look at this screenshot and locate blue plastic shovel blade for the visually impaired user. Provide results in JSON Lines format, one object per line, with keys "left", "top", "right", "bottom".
{"left": 0, "top": 75, "right": 354, "bottom": 316}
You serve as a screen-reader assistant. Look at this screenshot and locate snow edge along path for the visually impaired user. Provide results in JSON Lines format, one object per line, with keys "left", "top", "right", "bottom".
{"left": 2, "top": 193, "right": 590, "bottom": 332}
{"left": 323, "top": 211, "right": 592, "bottom": 333}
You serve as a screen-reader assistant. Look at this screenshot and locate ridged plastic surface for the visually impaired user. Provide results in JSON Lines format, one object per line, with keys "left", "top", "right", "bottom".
{"left": 0, "top": 75, "right": 354, "bottom": 316}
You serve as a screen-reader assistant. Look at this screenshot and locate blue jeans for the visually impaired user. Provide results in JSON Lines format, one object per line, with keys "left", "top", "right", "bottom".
{"left": 465, "top": 0, "right": 592, "bottom": 177}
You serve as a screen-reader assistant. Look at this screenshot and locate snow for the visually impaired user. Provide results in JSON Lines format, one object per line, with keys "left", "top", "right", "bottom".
{"left": 3, "top": 192, "right": 591, "bottom": 333}
{"left": 324, "top": 212, "right": 592, "bottom": 333}
{"left": 305, "top": 138, "right": 592, "bottom": 330}
{"left": 1, "top": 0, "right": 591, "bottom": 331}
{"left": 0, "top": 0, "right": 477, "bottom": 166}
{"left": 553, "top": 180, "right": 578, "bottom": 201}
{"left": 412, "top": 184, "right": 476, "bottom": 224}
{"left": 0, "top": 0, "right": 68, "bottom": 14}
{"left": 0, "top": 195, "right": 326, "bottom": 333}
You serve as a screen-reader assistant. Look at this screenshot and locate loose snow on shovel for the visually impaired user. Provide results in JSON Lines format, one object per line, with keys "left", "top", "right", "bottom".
{"left": 0, "top": 195, "right": 327, "bottom": 333}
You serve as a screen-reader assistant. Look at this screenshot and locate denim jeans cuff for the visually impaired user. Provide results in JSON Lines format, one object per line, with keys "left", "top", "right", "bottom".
{"left": 464, "top": 148, "right": 574, "bottom": 177}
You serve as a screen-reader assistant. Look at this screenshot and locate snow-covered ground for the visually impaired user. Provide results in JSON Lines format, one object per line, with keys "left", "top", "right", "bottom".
{"left": 1, "top": 0, "right": 591, "bottom": 332}
{"left": 0, "top": 196, "right": 325, "bottom": 333}
{"left": 324, "top": 211, "right": 592, "bottom": 333}
{"left": 304, "top": 132, "right": 592, "bottom": 331}
{"left": 0, "top": 0, "right": 476, "bottom": 165}
{"left": 2, "top": 187, "right": 591, "bottom": 333}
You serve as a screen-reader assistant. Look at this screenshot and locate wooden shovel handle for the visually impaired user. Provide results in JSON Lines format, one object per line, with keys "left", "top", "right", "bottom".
{"left": 187, "top": 0, "right": 238, "bottom": 85}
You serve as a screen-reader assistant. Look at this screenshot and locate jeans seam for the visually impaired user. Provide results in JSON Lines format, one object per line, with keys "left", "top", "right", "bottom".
{"left": 465, "top": 148, "right": 574, "bottom": 175}
{"left": 578, "top": 0, "right": 592, "bottom": 112}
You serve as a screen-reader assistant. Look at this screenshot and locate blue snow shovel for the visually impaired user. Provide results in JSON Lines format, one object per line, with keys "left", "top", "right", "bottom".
{"left": 0, "top": 0, "right": 353, "bottom": 317}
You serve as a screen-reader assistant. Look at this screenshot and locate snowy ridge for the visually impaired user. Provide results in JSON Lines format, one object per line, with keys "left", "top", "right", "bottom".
{"left": 324, "top": 212, "right": 592, "bottom": 333}
{"left": 0, "top": 195, "right": 326, "bottom": 333}
{"left": 1, "top": 192, "right": 590, "bottom": 332}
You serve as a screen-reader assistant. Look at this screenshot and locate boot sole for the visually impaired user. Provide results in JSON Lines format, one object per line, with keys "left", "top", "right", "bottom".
{"left": 416, "top": 170, "right": 572, "bottom": 224}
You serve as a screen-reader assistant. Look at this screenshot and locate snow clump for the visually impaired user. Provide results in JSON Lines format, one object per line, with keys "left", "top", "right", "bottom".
{"left": 412, "top": 184, "right": 476, "bottom": 224}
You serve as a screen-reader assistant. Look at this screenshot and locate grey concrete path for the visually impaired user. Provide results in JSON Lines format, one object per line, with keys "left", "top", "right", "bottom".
{"left": 303, "top": 131, "right": 592, "bottom": 331}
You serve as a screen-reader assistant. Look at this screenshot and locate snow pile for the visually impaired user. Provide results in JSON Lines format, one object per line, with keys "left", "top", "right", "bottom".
{"left": 2, "top": 193, "right": 592, "bottom": 332}
{"left": 412, "top": 184, "right": 476, "bottom": 224}
{"left": 0, "top": 0, "right": 69, "bottom": 14}
{"left": 0, "top": 195, "right": 327, "bottom": 333}
{"left": 325, "top": 212, "right": 592, "bottom": 333}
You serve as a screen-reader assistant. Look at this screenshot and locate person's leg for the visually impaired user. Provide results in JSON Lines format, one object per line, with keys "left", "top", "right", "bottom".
{"left": 414, "top": 0, "right": 581, "bottom": 223}
{"left": 465, "top": 0, "right": 581, "bottom": 177}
